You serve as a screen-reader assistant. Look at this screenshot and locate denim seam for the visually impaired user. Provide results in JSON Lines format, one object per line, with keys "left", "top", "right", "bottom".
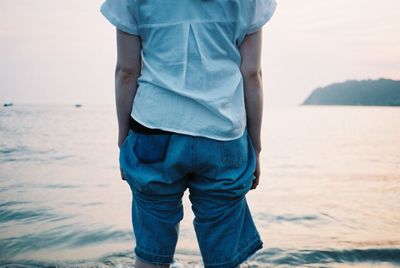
{"left": 136, "top": 243, "right": 175, "bottom": 256}
{"left": 219, "top": 141, "right": 224, "bottom": 164}
{"left": 203, "top": 233, "right": 263, "bottom": 268}
{"left": 191, "top": 136, "right": 195, "bottom": 173}
{"left": 230, "top": 239, "right": 263, "bottom": 268}
{"left": 203, "top": 233, "right": 259, "bottom": 263}
{"left": 135, "top": 246, "right": 174, "bottom": 265}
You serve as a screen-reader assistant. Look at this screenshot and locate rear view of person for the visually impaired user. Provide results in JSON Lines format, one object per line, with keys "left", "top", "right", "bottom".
{"left": 100, "top": 0, "right": 277, "bottom": 267}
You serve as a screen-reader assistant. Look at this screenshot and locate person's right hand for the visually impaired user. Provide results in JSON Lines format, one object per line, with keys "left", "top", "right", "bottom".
{"left": 250, "top": 152, "right": 260, "bottom": 190}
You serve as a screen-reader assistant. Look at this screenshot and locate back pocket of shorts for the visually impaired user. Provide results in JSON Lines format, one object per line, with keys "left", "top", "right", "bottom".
{"left": 133, "top": 133, "right": 172, "bottom": 163}
{"left": 220, "top": 134, "right": 248, "bottom": 167}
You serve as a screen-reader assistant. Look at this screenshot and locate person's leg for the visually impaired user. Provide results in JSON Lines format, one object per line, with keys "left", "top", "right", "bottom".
{"left": 189, "top": 187, "right": 261, "bottom": 268}
{"left": 120, "top": 130, "right": 192, "bottom": 266}
{"left": 188, "top": 127, "right": 261, "bottom": 268}
{"left": 129, "top": 186, "right": 184, "bottom": 266}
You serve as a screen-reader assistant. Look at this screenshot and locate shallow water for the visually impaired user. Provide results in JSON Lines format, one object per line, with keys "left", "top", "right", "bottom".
{"left": 0, "top": 104, "right": 399, "bottom": 267}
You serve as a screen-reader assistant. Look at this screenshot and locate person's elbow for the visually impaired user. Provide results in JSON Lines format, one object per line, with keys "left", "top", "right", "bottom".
{"left": 115, "top": 64, "right": 140, "bottom": 78}
{"left": 241, "top": 67, "right": 263, "bottom": 86}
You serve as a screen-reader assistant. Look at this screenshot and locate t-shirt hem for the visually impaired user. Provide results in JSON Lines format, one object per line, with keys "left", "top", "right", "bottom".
{"left": 130, "top": 112, "right": 245, "bottom": 141}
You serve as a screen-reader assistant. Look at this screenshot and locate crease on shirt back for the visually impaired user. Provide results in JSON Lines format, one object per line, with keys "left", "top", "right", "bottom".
{"left": 184, "top": 23, "right": 205, "bottom": 91}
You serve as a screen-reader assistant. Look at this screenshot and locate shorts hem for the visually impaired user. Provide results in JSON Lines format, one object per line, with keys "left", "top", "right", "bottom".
{"left": 203, "top": 236, "right": 263, "bottom": 268}
{"left": 135, "top": 246, "right": 174, "bottom": 266}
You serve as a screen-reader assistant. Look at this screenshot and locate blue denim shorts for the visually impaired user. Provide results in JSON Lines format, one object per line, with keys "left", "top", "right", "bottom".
{"left": 119, "top": 126, "right": 262, "bottom": 268}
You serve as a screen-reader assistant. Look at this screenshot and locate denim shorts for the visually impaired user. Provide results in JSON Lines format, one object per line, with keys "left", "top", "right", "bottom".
{"left": 119, "top": 126, "right": 262, "bottom": 268}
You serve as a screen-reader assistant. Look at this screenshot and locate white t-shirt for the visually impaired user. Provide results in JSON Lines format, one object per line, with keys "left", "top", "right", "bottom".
{"left": 100, "top": 0, "right": 277, "bottom": 141}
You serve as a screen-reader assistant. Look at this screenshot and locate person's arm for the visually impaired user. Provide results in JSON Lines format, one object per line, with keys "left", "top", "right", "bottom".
{"left": 115, "top": 29, "right": 142, "bottom": 148}
{"left": 239, "top": 29, "right": 263, "bottom": 189}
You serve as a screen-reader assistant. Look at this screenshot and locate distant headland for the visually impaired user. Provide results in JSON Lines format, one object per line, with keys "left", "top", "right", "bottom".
{"left": 302, "top": 78, "right": 400, "bottom": 106}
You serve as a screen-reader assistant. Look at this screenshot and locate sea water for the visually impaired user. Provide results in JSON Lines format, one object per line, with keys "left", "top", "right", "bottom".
{"left": 0, "top": 104, "right": 399, "bottom": 267}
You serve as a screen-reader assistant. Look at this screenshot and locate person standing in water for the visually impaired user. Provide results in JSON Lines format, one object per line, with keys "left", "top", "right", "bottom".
{"left": 100, "top": 0, "right": 277, "bottom": 267}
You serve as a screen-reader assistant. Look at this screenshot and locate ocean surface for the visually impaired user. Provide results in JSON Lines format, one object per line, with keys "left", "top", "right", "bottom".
{"left": 0, "top": 104, "right": 399, "bottom": 267}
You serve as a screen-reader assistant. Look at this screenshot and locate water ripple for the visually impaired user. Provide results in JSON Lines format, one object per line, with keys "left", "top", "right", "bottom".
{"left": 0, "top": 226, "right": 132, "bottom": 258}
{"left": 253, "top": 247, "right": 400, "bottom": 266}
{"left": 0, "top": 208, "right": 61, "bottom": 224}
{"left": 1, "top": 247, "right": 399, "bottom": 267}
{"left": 43, "top": 184, "right": 80, "bottom": 189}
{"left": 254, "top": 212, "right": 328, "bottom": 226}
{"left": 0, "top": 201, "right": 30, "bottom": 208}
{"left": 0, "top": 145, "right": 72, "bottom": 163}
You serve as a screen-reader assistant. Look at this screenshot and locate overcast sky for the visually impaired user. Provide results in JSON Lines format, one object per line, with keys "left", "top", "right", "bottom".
{"left": 1, "top": 0, "right": 399, "bottom": 106}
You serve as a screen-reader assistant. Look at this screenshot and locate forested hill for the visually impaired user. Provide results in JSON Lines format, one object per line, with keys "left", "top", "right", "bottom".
{"left": 302, "top": 79, "right": 400, "bottom": 106}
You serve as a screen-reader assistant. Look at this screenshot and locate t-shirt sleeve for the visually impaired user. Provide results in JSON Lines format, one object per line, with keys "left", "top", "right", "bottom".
{"left": 100, "top": 0, "right": 138, "bottom": 35}
{"left": 246, "top": 0, "right": 277, "bottom": 35}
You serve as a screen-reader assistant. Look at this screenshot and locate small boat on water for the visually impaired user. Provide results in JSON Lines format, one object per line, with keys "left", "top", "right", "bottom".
{"left": 3, "top": 102, "right": 13, "bottom": 107}
{"left": 75, "top": 104, "right": 82, "bottom": 108}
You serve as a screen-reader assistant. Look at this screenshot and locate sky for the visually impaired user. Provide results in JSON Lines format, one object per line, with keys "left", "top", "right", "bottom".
{"left": 0, "top": 0, "right": 399, "bottom": 106}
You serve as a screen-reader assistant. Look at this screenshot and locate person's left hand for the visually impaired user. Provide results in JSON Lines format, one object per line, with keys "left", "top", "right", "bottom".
{"left": 118, "top": 133, "right": 128, "bottom": 149}
{"left": 120, "top": 167, "right": 126, "bottom": 181}
{"left": 250, "top": 151, "right": 260, "bottom": 190}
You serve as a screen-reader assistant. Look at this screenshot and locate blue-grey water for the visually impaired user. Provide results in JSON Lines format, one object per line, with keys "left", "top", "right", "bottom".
{"left": 0, "top": 104, "right": 399, "bottom": 267}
